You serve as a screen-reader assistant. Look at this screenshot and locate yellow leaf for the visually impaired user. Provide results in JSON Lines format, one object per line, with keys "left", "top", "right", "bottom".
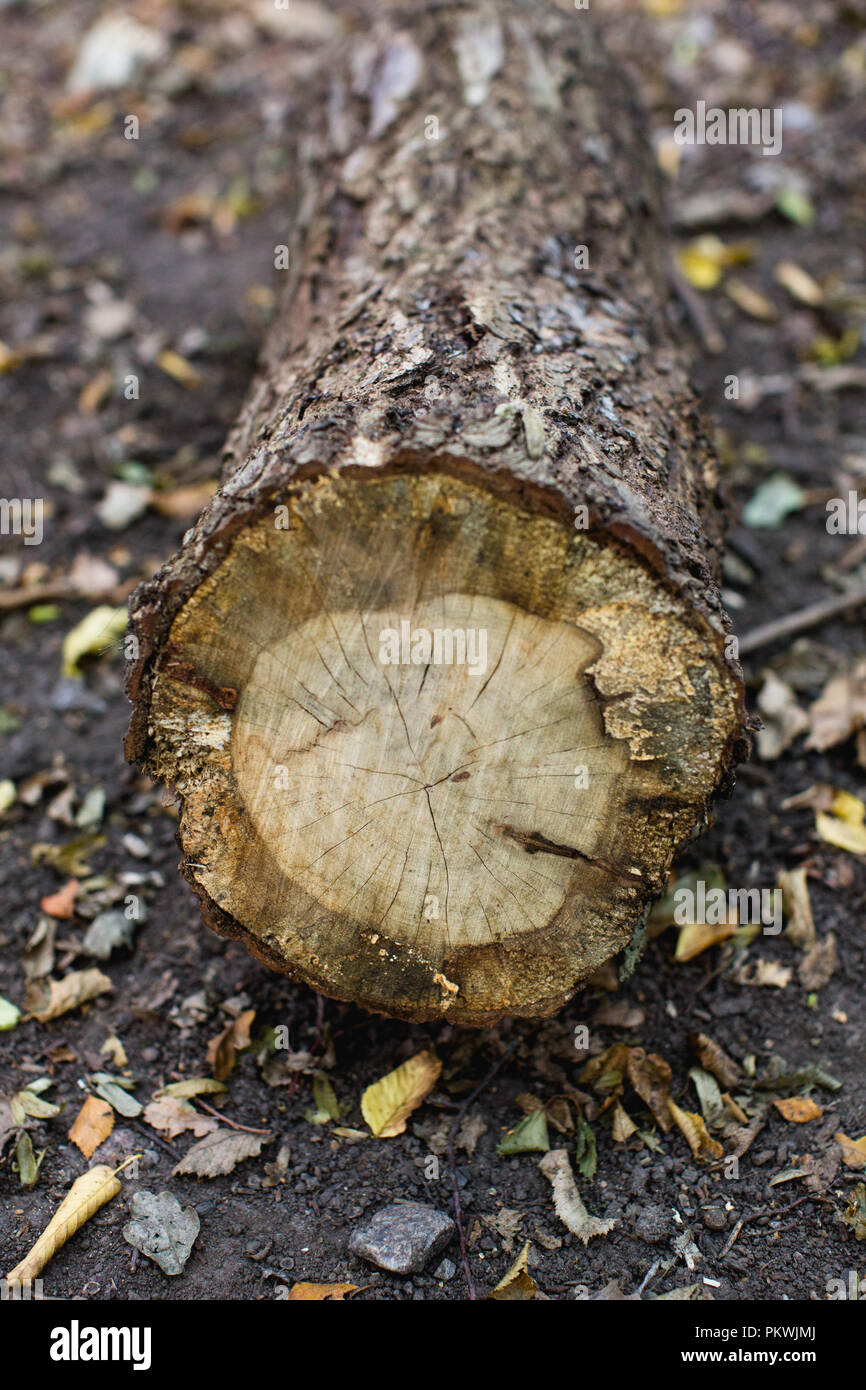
{"left": 6, "top": 1162, "right": 127, "bottom": 1287}
{"left": 611, "top": 1101, "right": 637, "bottom": 1142}
{"left": 674, "top": 917, "right": 737, "bottom": 962}
{"left": 835, "top": 1132, "right": 866, "bottom": 1170}
{"left": 805, "top": 328, "right": 860, "bottom": 367}
{"left": 288, "top": 1282, "right": 359, "bottom": 1300}
{"left": 831, "top": 789, "right": 866, "bottom": 825}
{"left": 773, "top": 1096, "right": 822, "bottom": 1123}
{"left": 677, "top": 237, "right": 725, "bottom": 290}
{"left": 816, "top": 794, "right": 866, "bottom": 855}
{"left": 774, "top": 261, "right": 824, "bottom": 306}
{"left": 68, "top": 1096, "right": 114, "bottom": 1158}
{"left": 668, "top": 1100, "right": 723, "bottom": 1161}
{"left": 725, "top": 277, "right": 779, "bottom": 321}
{"left": 676, "top": 236, "right": 755, "bottom": 291}
{"left": 489, "top": 1242, "right": 536, "bottom": 1300}
{"left": 361, "top": 1049, "right": 441, "bottom": 1138}
{"left": 62, "top": 605, "right": 128, "bottom": 677}
{"left": 78, "top": 368, "right": 114, "bottom": 415}
{"left": 156, "top": 349, "right": 203, "bottom": 389}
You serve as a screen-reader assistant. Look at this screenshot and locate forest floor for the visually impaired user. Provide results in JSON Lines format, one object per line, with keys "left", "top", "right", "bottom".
{"left": 1, "top": 0, "right": 865, "bottom": 1301}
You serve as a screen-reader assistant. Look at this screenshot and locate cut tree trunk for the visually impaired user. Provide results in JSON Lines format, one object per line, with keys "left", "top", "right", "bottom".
{"left": 125, "top": 0, "right": 747, "bottom": 1025}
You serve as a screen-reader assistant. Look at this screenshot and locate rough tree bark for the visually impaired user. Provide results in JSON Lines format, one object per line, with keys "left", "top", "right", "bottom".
{"left": 125, "top": 0, "right": 747, "bottom": 1024}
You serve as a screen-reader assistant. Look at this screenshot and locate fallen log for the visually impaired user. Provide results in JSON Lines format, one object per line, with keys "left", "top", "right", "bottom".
{"left": 125, "top": 0, "right": 746, "bottom": 1024}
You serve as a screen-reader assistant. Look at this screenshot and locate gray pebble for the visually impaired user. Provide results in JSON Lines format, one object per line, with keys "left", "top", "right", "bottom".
{"left": 349, "top": 1202, "right": 456, "bottom": 1275}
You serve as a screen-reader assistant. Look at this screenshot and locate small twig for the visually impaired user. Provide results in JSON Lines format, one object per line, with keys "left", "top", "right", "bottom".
{"left": 718, "top": 1193, "right": 823, "bottom": 1258}
{"left": 0, "top": 579, "right": 136, "bottom": 615}
{"left": 194, "top": 1099, "right": 271, "bottom": 1134}
{"left": 667, "top": 260, "right": 725, "bottom": 355}
{"left": 0, "top": 582, "right": 77, "bottom": 613}
{"left": 131, "top": 1120, "right": 179, "bottom": 1159}
{"left": 738, "top": 584, "right": 866, "bottom": 657}
{"left": 446, "top": 1040, "right": 518, "bottom": 1301}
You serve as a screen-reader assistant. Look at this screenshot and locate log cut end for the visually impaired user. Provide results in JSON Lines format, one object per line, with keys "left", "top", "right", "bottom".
{"left": 131, "top": 468, "right": 743, "bottom": 1024}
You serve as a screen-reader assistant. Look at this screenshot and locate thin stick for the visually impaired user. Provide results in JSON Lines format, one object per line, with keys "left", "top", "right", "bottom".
{"left": 718, "top": 1193, "right": 821, "bottom": 1258}
{"left": 0, "top": 579, "right": 137, "bottom": 615}
{"left": 667, "top": 261, "right": 724, "bottom": 355}
{"left": 195, "top": 1099, "right": 271, "bottom": 1134}
{"left": 737, "top": 584, "right": 866, "bottom": 657}
{"left": 446, "top": 1040, "right": 518, "bottom": 1301}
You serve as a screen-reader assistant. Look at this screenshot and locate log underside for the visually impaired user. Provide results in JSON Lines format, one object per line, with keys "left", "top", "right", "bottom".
{"left": 140, "top": 468, "right": 741, "bottom": 1024}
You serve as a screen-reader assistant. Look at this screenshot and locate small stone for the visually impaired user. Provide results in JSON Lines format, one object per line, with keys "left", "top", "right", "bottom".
{"left": 96, "top": 482, "right": 150, "bottom": 532}
{"left": 634, "top": 1204, "right": 672, "bottom": 1244}
{"left": 433, "top": 1258, "right": 456, "bottom": 1281}
{"left": 702, "top": 1206, "right": 728, "bottom": 1231}
{"left": 349, "top": 1202, "right": 456, "bottom": 1275}
{"left": 67, "top": 15, "right": 168, "bottom": 94}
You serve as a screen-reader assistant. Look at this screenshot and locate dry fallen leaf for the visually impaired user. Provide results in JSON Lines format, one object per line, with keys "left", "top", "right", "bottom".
{"left": 489, "top": 1242, "right": 536, "bottom": 1301}
{"left": 6, "top": 1161, "right": 127, "bottom": 1286}
{"left": 288, "top": 1282, "right": 359, "bottom": 1300}
{"left": 27, "top": 968, "right": 112, "bottom": 1022}
{"left": 68, "top": 1095, "right": 114, "bottom": 1158}
{"left": 78, "top": 367, "right": 114, "bottom": 415}
{"left": 816, "top": 790, "right": 866, "bottom": 856}
{"left": 734, "top": 958, "right": 792, "bottom": 989}
{"left": 668, "top": 1100, "right": 723, "bottom": 1161}
{"left": 143, "top": 1096, "right": 218, "bottom": 1140}
{"left": 675, "top": 917, "right": 738, "bottom": 962}
{"left": 778, "top": 866, "right": 816, "bottom": 950}
{"left": 690, "top": 1033, "right": 742, "bottom": 1090}
{"left": 207, "top": 1008, "right": 255, "bottom": 1082}
{"left": 755, "top": 672, "right": 809, "bottom": 760}
{"left": 361, "top": 1050, "right": 441, "bottom": 1138}
{"left": 123, "top": 1189, "right": 201, "bottom": 1276}
{"left": 627, "top": 1048, "right": 674, "bottom": 1132}
{"left": 156, "top": 348, "right": 202, "bottom": 389}
{"left": 676, "top": 235, "right": 754, "bottom": 290}
{"left": 835, "top": 1132, "right": 866, "bottom": 1170}
{"left": 40, "top": 878, "right": 79, "bottom": 919}
{"left": 773, "top": 1096, "right": 823, "bottom": 1124}
{"left": 538, "top": 1149, "right": 616, "bottom": 1245}
{"left": 61, "top": 605, "right": 128, "bottom": 677}
{"left": 806, "top": 662, "right": 866, "bottom": 752}
{"left": 798, "top": 932, "right": 838, "bottom": 990}
{"left": 148, "top": 481, "right": 219, "bottom": 520}
{"left": 725, "top": 277, "right": 779, "bottom": 321}
{"left": 611, "top": 1101, "right": 637, "bottom": 1142}
{"left": 172, "top": 1128, "right": 270, "bottom": 1179}
{"left": 774, "top": 260, "right": 824, "bottom": 306}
